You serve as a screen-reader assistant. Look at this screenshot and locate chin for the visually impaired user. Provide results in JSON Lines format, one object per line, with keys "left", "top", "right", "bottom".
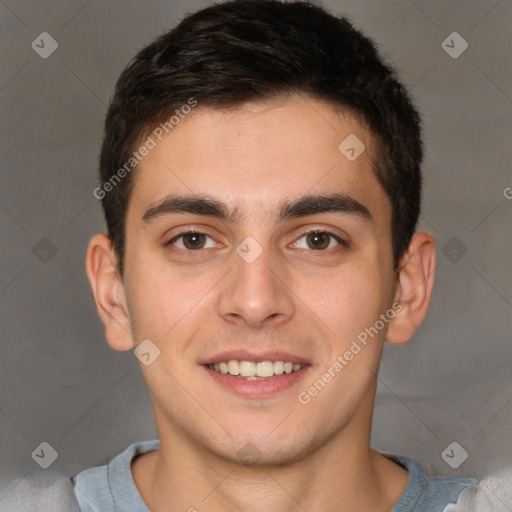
{"left": 207, "top": 431, "right": 321, "bottom": 468}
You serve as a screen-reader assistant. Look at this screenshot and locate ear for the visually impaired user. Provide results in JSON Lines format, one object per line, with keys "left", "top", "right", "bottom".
{"left": 386, "top": 232, "right": 436, "bottom": 345}
{"left": 85, "top": 233, "right": 134, "bottom": 351}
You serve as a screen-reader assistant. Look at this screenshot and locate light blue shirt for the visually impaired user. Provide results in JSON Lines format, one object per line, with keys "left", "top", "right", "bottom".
{"left": 71, "top": 439, "right": 478, "bottom": 511}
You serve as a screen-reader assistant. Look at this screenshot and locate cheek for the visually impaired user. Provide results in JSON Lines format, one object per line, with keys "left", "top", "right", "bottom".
{"left": 296, "top": 264, "right": 390, "bottom": 348}
{"left": 127, "top": 252, "right": 219, "bottom": 349}
{"left": 131, "top": 277, "right": 191, "bottom": 340}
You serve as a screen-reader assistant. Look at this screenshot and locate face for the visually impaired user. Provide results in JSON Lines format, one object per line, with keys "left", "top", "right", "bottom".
{"left": 121, "top": 96, "right": 397, "bottom": 465}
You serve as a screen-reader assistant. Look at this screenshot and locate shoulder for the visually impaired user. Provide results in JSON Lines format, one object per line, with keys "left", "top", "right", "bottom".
{"left": 384, "top": 453, "right": 479, "bottom": 512}
{"left": 71, "top": 463, "right": 113, "bottom": 512}
{"left": 416, "top": 475, "right": 480, "bottom": 511}
{"left": 71, "top": 439, "right": 159, "bottom": 512}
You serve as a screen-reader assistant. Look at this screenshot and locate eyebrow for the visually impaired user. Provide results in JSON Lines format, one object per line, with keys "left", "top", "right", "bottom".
{"left": 141, "top": 192, "right": 372, "bottom": 224}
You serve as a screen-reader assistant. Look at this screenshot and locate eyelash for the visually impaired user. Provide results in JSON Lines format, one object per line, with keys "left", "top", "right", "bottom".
{"left": 165, "top": 228, "right": 349, "bottom": 255}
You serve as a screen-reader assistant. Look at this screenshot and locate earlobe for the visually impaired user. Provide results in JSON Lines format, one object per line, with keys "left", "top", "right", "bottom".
{"left": 85, "top": 233, "right": 134, "bottom": 351}
{"left": 386, "top": 232, "right": 436, "bottom": 345}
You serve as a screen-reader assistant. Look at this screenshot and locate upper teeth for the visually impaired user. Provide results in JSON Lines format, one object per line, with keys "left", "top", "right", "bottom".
{"left": 208, "top": 360, "right": 303, "bottom": 377}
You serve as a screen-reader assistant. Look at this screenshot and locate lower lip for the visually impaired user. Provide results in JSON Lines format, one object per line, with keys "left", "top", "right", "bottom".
{"left": 202, "top": 365, "right": 310, "bottom": 397}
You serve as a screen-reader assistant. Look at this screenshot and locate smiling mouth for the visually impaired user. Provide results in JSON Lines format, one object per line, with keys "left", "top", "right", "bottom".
{"left": 206, "top": 360, "right": 304, "bottom": 380}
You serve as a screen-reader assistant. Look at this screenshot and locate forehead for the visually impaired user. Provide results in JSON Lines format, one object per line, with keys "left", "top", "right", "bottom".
{"left": 127, "top": 96, "right": 390, "bottom": 227}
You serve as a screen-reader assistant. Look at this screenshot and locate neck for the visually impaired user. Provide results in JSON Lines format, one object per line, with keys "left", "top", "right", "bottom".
{"left": 132, "top": 384, "right": 409, "bottom": 512}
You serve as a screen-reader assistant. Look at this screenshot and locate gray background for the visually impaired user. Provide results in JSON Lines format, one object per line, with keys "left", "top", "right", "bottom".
{"left": 0, "top": 0, "right": 511, "bottom": 510}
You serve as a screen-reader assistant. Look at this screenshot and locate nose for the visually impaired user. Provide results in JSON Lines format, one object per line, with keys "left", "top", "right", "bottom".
{"left": 217, "top": 242, "right": 296, "bottom": 330}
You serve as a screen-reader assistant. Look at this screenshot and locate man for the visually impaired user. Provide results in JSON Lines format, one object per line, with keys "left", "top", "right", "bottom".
{"left": 74, "top": 0, "right": 478, "bottom": 510}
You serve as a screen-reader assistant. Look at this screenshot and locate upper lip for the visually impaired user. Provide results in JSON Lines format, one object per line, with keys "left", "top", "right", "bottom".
{"left": 199, "top": 350, "right": 310, "bottom": 366}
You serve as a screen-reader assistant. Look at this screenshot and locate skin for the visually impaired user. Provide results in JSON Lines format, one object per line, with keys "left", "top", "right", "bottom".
{"left": 86, "top": 95, "right": 436, "bottom": 512}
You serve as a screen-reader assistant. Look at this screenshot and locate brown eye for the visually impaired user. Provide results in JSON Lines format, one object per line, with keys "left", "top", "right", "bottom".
{"left": 166, "top": 231, "right": 216, "bottom": 252}
{"left": 293, "top": 230, "right": 347, "bottom": 251}
{"left": 182, "top": 233, "right": 206, "bottom": 250}
{"left": 306, "top": 232, "right": 331, "bottom": 250}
